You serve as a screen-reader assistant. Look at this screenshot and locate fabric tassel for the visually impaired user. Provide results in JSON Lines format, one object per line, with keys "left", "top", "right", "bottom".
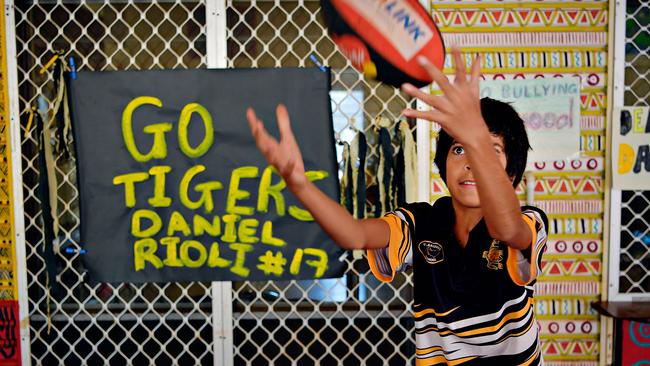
{"left": 393, "top": 136, "right": 405, "bottom": 209}
{"left": 34, "top": 53, "right": 77, "bottom": 333}
{"left": 351, "top": 131, "right": 367, "bottom": 219}
{"left": 37, "top": 96, "right": 60, "bottom": 244}
{"left": 399, "top": 121, "right": 418, "bottom": 203}
{"left": 35, "top": 101, "right": 59, "bottom": 334}
{"left": 376, "top": 127, "right": 393, "bottom": 217}
{"left": 51, "top": 57, "right": 72, "bottom": 157}
{"left": 340, "top": 142, "right": 353, "bottom": 213}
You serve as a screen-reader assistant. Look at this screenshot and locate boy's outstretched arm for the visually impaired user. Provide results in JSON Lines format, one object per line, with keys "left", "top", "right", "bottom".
{"left": 246, "top": 105, "right": 389, "bottom": 250}
{"left": 401, "top": 48, "right": 532, "bottom": 250}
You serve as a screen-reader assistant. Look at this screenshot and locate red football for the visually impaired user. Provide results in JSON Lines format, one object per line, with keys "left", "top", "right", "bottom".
{"left": 322, "top": 0, "right": 445, "bottom": 88}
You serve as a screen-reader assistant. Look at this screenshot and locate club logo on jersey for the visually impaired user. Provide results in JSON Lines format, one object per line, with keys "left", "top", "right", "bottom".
{"left": 418, "top": 241, "right": 444, "bottom": 264}
{"left": 482, "top": 240, "right": 504, "bottom": 270}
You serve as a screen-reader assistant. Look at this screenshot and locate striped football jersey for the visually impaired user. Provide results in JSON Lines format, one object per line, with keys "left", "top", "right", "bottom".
{"left": 368, "top": 196, "right": 548, "bottom": 365}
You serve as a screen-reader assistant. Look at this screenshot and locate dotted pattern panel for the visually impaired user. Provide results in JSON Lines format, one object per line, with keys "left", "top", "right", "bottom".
{"left": 428, "top": 1, "right": 607, "bottom": 364}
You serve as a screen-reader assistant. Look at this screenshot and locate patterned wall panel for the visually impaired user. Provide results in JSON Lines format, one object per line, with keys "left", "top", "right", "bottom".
{"left": 429, "top": 1, "right": 607, "bottom": 364}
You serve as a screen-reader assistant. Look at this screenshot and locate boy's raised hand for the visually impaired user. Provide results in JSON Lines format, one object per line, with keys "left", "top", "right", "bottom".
{"left": 247, "top": 104, "right": 308, "bottom": 191}
{"left": 401, "top": 47, "right": 488, "bottom": 144}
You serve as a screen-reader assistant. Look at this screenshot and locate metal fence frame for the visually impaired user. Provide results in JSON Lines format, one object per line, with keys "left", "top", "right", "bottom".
{"left": 607, "top": 0, "right": 650, "bottom": 302}
{"left": 7, "top": 1, "right": 420, "bottom": 364}
{"left": 4, "top": 2, "right": 32, "bottom": 365}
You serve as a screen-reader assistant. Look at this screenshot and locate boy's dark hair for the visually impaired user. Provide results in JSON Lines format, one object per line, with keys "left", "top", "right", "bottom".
{"left": 434, "top": 97, "right": 531, "bottom": 187}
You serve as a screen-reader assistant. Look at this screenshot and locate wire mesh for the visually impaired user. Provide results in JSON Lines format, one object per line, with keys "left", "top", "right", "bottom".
{"left": 619, "top": 0, "right": 650, "bottom": 294}
{"left": 16, "top": 1, "right": 214, "bottom": 364}
{"left": 16, "top": 0, "right": 417, "bottom": 364}
{"left": 623, "top": 0, "right": 649, "bottom": 107}
{"left": 226, "top": 1, "right": 416, "bottom": 365}
{"left": 619, "top": 191, "right": 650, "bottom": 293}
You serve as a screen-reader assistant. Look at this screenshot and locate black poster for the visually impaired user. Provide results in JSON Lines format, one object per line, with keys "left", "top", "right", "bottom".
{"left": 69, "top": 68, "right": 345, "bottom": 283}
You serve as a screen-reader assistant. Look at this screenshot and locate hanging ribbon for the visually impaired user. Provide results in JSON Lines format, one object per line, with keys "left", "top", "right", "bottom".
{"left": 340, "top": 142, "right": 354, "bottom": 213}
{"left": 399, "top": 121, "right": 418, "bottom": 203}
{"left": 351, "top": 131, "right": 367, "bottom": 219}
{"left": 36, "top": 54, "right": 76, "bottom": 249}
{"left": 36, "top": 95, "right": 60, "bottom": 249}
{"left": 393, "top": 130, "right": 404, "bottom": 209}
{"left": 376, "top": 126, "right": 393, "bottom": 217}
{"left": 34, "top": 98, "right": 58, "bottom": 333}
{"left": 34, "top": 53, "right": 76, "bottom": 333}
{"left": 347, "top": 130, "right": 367, "bottom": 260}
{"left": 51, "top": 55, "right": 73, "bottom": 157}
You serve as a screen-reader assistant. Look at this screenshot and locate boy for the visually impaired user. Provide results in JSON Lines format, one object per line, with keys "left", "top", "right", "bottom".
{"left": 246, "top": 48, "right": 548, "bottom": 365}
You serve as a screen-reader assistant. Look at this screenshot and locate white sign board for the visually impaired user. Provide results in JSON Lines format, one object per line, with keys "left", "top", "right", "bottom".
{"left": 480, "top": 77, "right": 581, "bottom": 165}
{"left": 613, "top": 107, "right": 650, "bottom": 190}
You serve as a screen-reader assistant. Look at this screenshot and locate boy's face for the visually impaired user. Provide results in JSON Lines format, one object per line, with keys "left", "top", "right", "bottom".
{"left": 445, "top": 134, "right": 508, "bottom": 209}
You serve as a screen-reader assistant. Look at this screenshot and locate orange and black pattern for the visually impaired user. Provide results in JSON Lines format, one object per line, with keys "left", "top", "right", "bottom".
{"left": 368, "top": 197, "right": 548, "bottom": 365}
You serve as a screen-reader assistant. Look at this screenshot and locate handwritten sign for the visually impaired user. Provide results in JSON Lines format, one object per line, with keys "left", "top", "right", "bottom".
{"left": 0, "top": 301, "right": 19, "bottom": 365}
{"left": 69, "top": 68, "right": 345, "bottom": 283}
{"left": 613, "top": 107, "right": 650, "bottom": 190}
{"left": 480, "top": 77, "right": 581, "bottom": 165}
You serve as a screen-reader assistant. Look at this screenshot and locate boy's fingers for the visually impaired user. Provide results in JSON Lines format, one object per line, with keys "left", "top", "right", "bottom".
{"left": 471, "top": 54, "right": 481, "bottom": 79}
{"left": 276, "top": 104, "right": 300, "bottom": 154}
{"left": 401, "top": 84, "right": 451, "bottom": 113}
{"left": 248, "top": 105, "right": 302, "bottom": 175}
{"left": 253, "top": 120, "right": 280, "bottom": 158}
{"left": 276, "top": 104, "right": 299, "bottom": 148}
{"left": 470, "top": 54, "right": 481, "bottom": 91}
{"left": 247, "top": 109, "right": 268, "bottom": 146}
{"left": 247, "top": 107, "right": 281, "bottom": 154}
{"left": 402, "top": 108, "right": 447, "bottom": 125}
{"left": 417, "top": 56, "right": 453, "bottom": 94}
{"left": 276, "top": 104, "right": 291, "bottom": 138}
{"left": 401, "top": 83, "right": 441, "bottom": 109}
{"left": 451, "top": 47, "right": 466, "bottom": 84}
{"left": 401, "top": 83, "right": 429, "bottom": 101}
{"left": 257, "top": 132, "right": 275, "bottom": 158}
{"left": 246, "top": 107, "right": 259, "bottom": 135}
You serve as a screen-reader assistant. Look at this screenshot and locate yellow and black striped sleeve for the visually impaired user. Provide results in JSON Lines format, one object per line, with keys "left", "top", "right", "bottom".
{"left": 367, "top": 208, "right": 416, "bottom": 282}
{"left": 507, "top": 209, "right": 548, "bottom": 286}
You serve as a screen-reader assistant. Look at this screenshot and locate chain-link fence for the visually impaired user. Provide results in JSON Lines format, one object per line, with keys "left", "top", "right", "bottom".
{"left": 617, "top": 0, "right": 650, "bottom": 295}
{"left": 17, "top": 1, "right": 212, "bottom": 364}
{"left": 623, "top": 0, "right": 649, "bottom": 107}
{"left": 15, "top": 1, "right": 417, "bottom": 364}
{"left": 227, "top": 1, "right": 415, "bottom": 364}
{"left": 619, "top": 190, "right": 650, "bottom": 293}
